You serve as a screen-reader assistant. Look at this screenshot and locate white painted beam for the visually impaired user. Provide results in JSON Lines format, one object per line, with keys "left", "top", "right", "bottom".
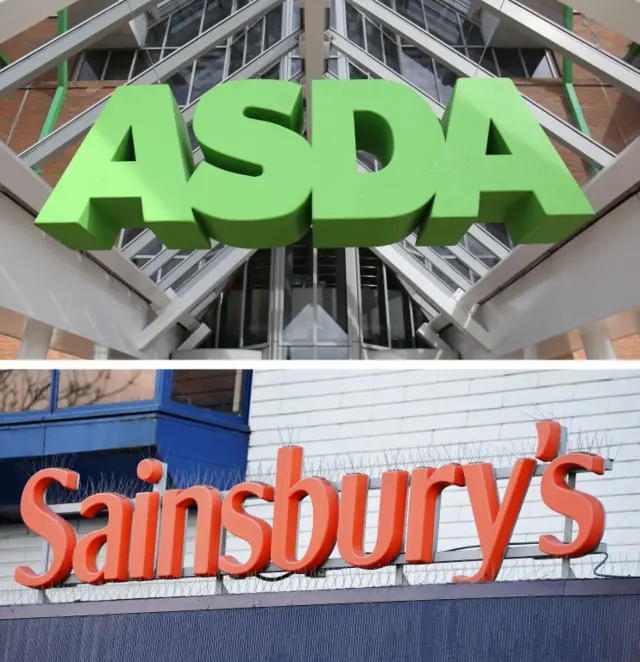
{"left": 0, "top": 193, "right": 179, "bottom": 358}
{"left": 477, "top": 191, "right": 640, "bottom": 358}
{"left": 580, "top": 322, "right": 618, "bottom": 360}
{"left": 17, "top": 319, "right": 53, "bottom": 359}
{"left": 0, "top": 0, "right": 80, "bottom": 43}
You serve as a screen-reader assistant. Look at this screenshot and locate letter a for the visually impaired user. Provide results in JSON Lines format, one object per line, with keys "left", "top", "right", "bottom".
{"left": 419, "top": 78, "right": 593, "bottom": 246}
{"left": 35, "top": 85, "right": 209, "bottom": 250}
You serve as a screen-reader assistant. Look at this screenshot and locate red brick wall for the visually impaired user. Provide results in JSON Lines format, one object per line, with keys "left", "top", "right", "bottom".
{"left": 1, "top": 14, "right": 639, "bottom": 360}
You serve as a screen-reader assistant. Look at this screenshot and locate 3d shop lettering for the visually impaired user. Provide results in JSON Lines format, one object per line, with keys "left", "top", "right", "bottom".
{"left": 15, "top": 422, "right": 606, "bottom": 590}
{"left": 34, "top": 78, "right": 595, "bottom": 252}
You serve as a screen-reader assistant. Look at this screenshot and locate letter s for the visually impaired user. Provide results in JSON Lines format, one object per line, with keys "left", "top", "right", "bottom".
{"left": 539, "top": 453, "right": 605, "bottom": 558}
{"left": 15, "top": 468, "right": 79, "bottom": 589}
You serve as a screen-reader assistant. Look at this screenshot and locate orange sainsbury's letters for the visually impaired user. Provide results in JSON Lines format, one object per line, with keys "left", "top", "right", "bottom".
{"left": 14, "top": 421, "right": 607, "bottom": 589}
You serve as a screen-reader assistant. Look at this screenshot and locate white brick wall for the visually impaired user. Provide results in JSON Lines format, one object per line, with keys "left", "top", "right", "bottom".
{"left": 0, "top": 368, "right": 639, "bottom": 604}
{"left": 245, "top": 368, "right": 640, "bottom": 584}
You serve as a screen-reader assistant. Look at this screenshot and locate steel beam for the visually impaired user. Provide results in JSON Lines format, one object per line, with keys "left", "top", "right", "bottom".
{"left": 342, "top": 0, "right": 615, "bottom": 169}
{"left": 0, "top": 192, "right": 179, "bottom": 358}
{"left": 20, "top": 0, "right": 285, "bottom": 169}
{"left": 137, "top": 247, "right": 255, "bottom": 350}
{"left": 0, "top": 0, "right": 158, "bottom": 97}
{"left": 477, "top": 0, "right": 640, "bottom": 101}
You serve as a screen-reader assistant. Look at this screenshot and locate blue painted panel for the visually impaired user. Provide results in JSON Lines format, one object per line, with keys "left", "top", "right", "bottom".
{"left": 0, "top": 449, "right": 156, "bottom": 507}
{"left": 0, "top": 425, "right": 45, "bottom": 458}
{"left": 155, "top": 414, "right": 249, "bottom": 490}
{"left": 0, "top": 410, "right": 250, "bottom": 506}
{"left": 44, "top": 416, "right": 158, "bottom": 455}
{"left": 1, "top": 589, "right": 640, "bottom": 661}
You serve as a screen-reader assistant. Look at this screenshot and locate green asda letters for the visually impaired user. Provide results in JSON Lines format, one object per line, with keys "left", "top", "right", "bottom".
{"left": 35, "top": 78, "right": 593, "bottom": 250}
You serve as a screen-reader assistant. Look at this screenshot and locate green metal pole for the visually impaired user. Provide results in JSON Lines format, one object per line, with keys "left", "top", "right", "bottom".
{"left": 0, "top": 50, "right": 10, "bottom": 66}
{"left": 623, "top": 42, "right": 640, "bottom": 64}
{"left": 36, "top": 9, "right": 69, "bottom": 174}
{"left": 562, "top": 5, "right": 598, "bottom": 175}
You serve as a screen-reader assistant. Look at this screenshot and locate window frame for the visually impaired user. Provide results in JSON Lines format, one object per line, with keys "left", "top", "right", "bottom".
{"left": 157, "top": 369, "right": 252, "bottom": 429}
{"left": 0, "top": 370, "right": 251, "bottom": 430}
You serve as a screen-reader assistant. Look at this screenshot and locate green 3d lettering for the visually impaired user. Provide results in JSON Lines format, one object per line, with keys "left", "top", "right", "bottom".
{"left": 35, "top": 78, "right": 594, "bottom": 250}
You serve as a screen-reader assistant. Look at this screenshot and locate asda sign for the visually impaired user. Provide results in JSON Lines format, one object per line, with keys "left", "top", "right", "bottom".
{"left": 35, "top": 78, "right": 594, "bottom": 250}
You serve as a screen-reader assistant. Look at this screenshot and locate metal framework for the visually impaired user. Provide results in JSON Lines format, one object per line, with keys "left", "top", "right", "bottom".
{"left": 0, "top": 0, "right": 639, "bottom": 359}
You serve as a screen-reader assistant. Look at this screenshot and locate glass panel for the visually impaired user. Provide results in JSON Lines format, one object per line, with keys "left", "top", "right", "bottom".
{"left": 480, "top": 48, "right": 499, "bottom": 75}
{"left": 316, "top": 347, "right": 350, "bottom": 360}
{"left": 359, "top": 248, "right": 389, "bottom": 347}
{"left": 104, "top": 49, "right": 134, "bottom": 80}
{"left": 167, "top": 65, "right": 193, "bottom": 105}
{"left": 383, "top": 33, "right": 401, "bottom": 72}
{"left": 145, "top": 19, "right": 168, "bottom": 47}
{"left": 460, "top": 18, "right": 484, "bottom": 46}
{"left": 265, "top": 5, "right": 282, "bottom": 48}
{"left": 57, "top": 371, "right": 156, "bottom": 408}
{"left": 316, "top": 249, "right": 348, "bottom": 343}
{"left": 77, "top": 50, "right": 108, "bottom": 81}
{"left": 171, "top": 370, "right": 241, "bottom": 414}
{"left": 229, "top": 35, "right": 245, "bottom": 75}
{"left": 461, "top": 234, "right": 500, "bottom": 268}
{"left": 495, "top": 49, "right": 526, "bottom": 78}
{"left": 261, "top": 64, "right": 281, "bottom": 79}
{"left": 243, "top": 250, "right": 271, "bottom": 346}
{"left": 365, "top": 19, "right": 384, "bottom": 61}
{"left": 120, "top": 228, "right": 145, "bottom": 247}
{"left": 396, "top": 0, "right": 426, "bottom": 29}
{"left": 166, "top": 0, "right": 204, "bottom": 47}
{"left": 386, "top": 269, "right": 413, "bottom": 349}
{"left": 481, "top": 222, "right": 513, "bottom": 248}
{"left": 283, "top": 235, "right": 314, "bottom": 344}
{"left": 218, "top": 270, "right": 244, "bottom": 347}
{"left": 423, "top": 1, "right": 462, "bottom": 46}
{"left": 521, "top": 49, "right": 555, "bottom": 78}
{"left": 245, "top": 19, "right": 264, "bottom": 63}
{"left": 191, "top": 50, "right": 226, "bottom": 101}
{"left": 346, "top": 3, "right": 365, "bottom": 47}
{"left": 203, "top": 0, "right": 233, "bottom": 30}
{"left": 0, "top": 371, "right": 50, "bottom": 413}
{"left": 349, "top": 63, "right": 368, "bottom": 79}
{"left": 435, "top": 61, "right": 457, "bottom": 104}
{"left": 401, "top": 47, "right": 438, "bottom": 98}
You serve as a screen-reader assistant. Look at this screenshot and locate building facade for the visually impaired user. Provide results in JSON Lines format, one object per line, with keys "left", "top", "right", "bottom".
{"left": 0, "top": 368, "right": 639, "bottom": 606}
{"left": 0, "top": 0, "right": 639, "bottom": 360}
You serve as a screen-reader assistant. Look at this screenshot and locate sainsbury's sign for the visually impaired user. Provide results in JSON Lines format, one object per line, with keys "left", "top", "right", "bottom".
{"left": 34, "top": 78, "right": 594, "bottom": 252}
{"left": 15, "top": 421, "right": 606, "bottom": 590}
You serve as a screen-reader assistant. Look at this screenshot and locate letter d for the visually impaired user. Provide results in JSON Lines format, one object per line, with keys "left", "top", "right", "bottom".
{"left": 271, "top": 446, "right": 339, "bottom": 572}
